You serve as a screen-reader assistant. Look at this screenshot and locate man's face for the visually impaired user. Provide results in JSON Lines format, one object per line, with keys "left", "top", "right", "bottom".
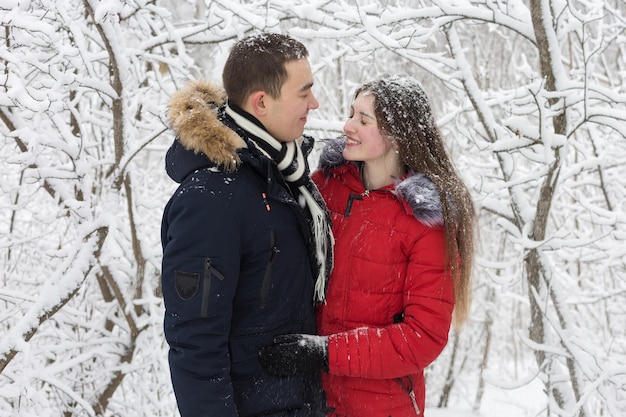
{"left": 262, "top": 59, "right": 319, "bottom": 142}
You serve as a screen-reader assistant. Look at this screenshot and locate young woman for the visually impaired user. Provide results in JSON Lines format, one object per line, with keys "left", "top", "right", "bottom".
{"left": 259, "top": 75, "right": 476, "bottom": 417}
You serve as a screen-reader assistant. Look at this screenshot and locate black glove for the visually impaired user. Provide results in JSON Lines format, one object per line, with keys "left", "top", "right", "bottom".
{"left": 258, "top": 334, "right": 329, "bottom": 376}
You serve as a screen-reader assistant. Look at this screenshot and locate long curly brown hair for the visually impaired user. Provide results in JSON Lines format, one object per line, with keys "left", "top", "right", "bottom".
{"left": 355, "top": 75, "right": 476, "bottom": 328}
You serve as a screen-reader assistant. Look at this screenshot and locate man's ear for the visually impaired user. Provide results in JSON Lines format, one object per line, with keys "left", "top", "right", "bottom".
{"left": 249, "top": 91, "right": 268, "bottom": 117}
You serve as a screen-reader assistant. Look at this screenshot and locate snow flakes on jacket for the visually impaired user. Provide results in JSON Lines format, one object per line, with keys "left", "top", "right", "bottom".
{"left": 162, "top": 81, "right": 326, "bottom": 416}
{"left": 312, "top": 137, "right": 453, "bottom": 417}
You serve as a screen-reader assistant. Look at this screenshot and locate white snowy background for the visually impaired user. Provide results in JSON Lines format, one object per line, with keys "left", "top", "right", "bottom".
{"left": 1, "top": 0, "right": 625, "bottom": 416}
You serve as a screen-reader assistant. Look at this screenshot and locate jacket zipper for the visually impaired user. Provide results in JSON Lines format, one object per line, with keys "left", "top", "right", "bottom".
{"left": 201, "top": 258, "right": 224, "bottom": 318}
{"left": 344, "top": 190, "right": 371, "bottom": 217}
{"left": 396, "top": 376, "right": 421, "bottom": 415}
{"left": 260, "top": 229, "right": 279, "bottom": 308}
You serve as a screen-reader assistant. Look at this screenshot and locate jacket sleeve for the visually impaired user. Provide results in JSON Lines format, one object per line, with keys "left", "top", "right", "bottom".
{"left": 326, "top": 225, "right": 454, "bottom": 379}
{"left": 161, "top": 178, "right": 241, "bottom": 417}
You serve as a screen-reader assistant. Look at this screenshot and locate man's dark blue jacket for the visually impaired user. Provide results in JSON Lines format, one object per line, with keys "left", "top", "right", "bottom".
{"left": 161, "top": 81, "right": 325, "bottom": 417}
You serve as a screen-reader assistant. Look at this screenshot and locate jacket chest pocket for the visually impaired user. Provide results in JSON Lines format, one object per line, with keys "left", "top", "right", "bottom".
{"left": 260, "top": 229, "right": 279, "bottom": 309}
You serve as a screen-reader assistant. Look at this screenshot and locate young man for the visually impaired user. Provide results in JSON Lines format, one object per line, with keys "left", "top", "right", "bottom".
{"left": 161, "top": 33, "right": 333, "bottom": 417}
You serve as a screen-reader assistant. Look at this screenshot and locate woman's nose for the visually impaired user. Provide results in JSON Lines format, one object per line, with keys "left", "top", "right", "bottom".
{"left": 343, "top": 118, "right": 354, "bottom": 134}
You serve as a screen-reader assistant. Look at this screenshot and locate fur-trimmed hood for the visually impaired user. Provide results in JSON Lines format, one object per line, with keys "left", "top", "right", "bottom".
{"left": 318, "top": 137, "right": 444, "bottom": 227}
{"left": 167, "top": 80, "right": 246, "bottom": 179}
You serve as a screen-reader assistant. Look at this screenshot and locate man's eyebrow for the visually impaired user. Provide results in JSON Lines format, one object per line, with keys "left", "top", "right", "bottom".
{"left": 300, "top": 82, "right": 314, "bottom": 92}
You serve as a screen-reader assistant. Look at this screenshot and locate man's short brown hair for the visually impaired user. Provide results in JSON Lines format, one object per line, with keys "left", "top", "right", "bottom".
{"left": 222, "top": 33, "right": 309, "bottom": 107}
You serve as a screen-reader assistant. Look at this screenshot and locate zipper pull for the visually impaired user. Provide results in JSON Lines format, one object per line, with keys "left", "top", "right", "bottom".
{"left": 269, "top": 245, "right": 280, "bottom": 262}
{"left": 261, "top": 192, "right": 270, "bottom": 211}
{"left": 408, "top": 389, "right": 421, "bottom": 415}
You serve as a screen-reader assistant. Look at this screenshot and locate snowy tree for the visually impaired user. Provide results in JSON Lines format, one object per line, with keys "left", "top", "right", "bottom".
{"left": 0, "top": 0, "right": 195, "bottom": 415}
{"left": 1, "top": 0, "right": 625, "bottom": 416}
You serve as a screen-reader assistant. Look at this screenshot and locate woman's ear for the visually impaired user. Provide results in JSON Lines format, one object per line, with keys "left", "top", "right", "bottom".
{"left": 388, "top": 137, "right": 400, "bottom": 154}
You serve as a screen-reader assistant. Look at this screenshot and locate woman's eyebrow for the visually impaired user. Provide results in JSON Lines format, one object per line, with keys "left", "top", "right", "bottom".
{"left": 349, "top": 104, "right": 374, "bottom": 119}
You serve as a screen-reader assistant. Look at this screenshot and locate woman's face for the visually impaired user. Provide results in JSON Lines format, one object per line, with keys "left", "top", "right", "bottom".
{"left": 342, "top": 93, "right": 394, "bottom": 163}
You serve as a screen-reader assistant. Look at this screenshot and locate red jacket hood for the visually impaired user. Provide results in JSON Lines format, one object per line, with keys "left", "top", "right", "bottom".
{"left": 317, "top": 137, "right": 444, "bottom": 227}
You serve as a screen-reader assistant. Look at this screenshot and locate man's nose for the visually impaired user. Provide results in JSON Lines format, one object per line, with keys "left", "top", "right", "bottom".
{"left": 309, "top": 93, "right": 319, "bottom": 110}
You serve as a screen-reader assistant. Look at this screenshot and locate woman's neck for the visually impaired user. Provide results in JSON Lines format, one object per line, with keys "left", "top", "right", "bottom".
{"left": 361, "top": 157, "right": 405, "bottom": 191}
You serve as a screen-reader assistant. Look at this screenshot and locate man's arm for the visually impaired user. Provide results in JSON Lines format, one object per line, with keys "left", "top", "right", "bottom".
{"left": 161, "top": 181, "right": 241, "bottom": 417}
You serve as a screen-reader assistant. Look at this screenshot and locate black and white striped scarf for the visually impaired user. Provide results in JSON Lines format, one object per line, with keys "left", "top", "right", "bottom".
{"left": 226, "top": 104, "right": 332, "bottom": 303}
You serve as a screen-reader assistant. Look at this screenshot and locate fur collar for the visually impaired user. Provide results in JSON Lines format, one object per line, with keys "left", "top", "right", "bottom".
{"left": 319, "top": 138, "right": 444, "bottom": 227}
{"left": 168, "top": 80, "right": 246, "bottom": 172}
